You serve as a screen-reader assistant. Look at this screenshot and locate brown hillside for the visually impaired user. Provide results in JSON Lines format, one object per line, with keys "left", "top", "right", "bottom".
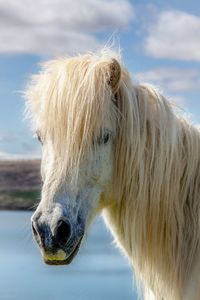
{"left": 0, "top": 160, "right": 41, "bottom": 210}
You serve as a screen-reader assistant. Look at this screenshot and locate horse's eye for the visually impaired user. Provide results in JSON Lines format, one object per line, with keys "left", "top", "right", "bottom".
{"left": 103, "top": 132, "right": 110, "bottom": 144}
{"left": 96, "top": 131, "right": 111, "bottom": 145}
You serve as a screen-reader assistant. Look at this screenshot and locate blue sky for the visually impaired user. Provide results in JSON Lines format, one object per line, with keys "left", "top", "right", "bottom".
{"left": 0, "top": 0, "right": 200, "bottom": 158}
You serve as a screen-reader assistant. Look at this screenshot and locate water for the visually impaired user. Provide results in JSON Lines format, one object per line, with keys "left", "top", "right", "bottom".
{"left": 0, "top": 211, "right": 138, "bottom": 300}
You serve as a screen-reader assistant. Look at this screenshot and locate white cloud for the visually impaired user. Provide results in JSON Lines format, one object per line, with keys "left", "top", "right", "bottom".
{"left": 0, "top": 0, "right": 134, "bottom": 55}
{"left": 136, "top": 67, "right": 200, "bottom": 94}
{"left": 135, "top": 66, "right": 200, "bottom": 110}
{"left": 145, "top": 10, "right": 200, "bottom": 61}
{"left": 168, "top": 95, "right": 186, "bottom": 108}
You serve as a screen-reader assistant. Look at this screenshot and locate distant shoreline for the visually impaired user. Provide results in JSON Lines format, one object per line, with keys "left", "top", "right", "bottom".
{"left": 0, "top": 190, "right": 40, "bottom": 211}
{"left": 0, "top": 159, "right": 41, "bottom": 211}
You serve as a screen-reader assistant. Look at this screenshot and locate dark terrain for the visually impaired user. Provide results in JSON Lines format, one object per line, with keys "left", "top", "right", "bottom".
{"left": 0, "top": 160, "right": 41, "bottom": 210}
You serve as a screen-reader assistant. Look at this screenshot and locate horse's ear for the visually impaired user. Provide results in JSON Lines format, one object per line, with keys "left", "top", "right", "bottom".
{"left": 108, "top": 58, "right": 121, "bottom": 93}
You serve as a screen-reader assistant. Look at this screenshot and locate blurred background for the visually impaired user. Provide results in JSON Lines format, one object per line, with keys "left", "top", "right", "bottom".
{"left": 0, "top": 0, "right": 199, "bottom": 299}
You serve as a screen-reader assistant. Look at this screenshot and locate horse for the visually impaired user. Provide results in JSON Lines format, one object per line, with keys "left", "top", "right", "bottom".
{"left": 25, "top": 49, "right": 200, "bottom": 300}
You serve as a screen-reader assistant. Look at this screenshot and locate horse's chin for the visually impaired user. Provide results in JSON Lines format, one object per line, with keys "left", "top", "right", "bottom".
{"left": 43, "top": 237, "right": 83, "bottom": 266}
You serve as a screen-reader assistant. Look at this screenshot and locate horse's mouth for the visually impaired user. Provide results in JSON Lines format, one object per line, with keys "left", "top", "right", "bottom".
{"left": 44, "top": 237, "right": 83, "bottom": 266}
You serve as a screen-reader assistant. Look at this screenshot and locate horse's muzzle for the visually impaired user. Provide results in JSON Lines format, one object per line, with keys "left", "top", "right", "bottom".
{"left": 44, "top": 236, "right": 83, "bottom": 265}
{"left": 31, "top": 218, "right": 84, "bottom": 265}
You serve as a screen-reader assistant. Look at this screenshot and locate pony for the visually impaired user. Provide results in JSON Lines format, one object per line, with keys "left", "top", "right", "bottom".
{"left": 25, "top": 49, "right": 200, "bottom": 300}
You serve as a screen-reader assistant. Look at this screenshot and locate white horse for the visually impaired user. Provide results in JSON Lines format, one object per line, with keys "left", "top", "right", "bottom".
{"left": 25, "top": 49, "right": 200, "bottom": 300}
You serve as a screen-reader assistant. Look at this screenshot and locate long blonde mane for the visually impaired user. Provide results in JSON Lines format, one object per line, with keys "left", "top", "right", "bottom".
{"left": 25, "top": 49, "right": 200, "bottom": 299}
{"left": 25, "top": 50, "right": 118, "bottom": 186}
{"left": 112, "top": 73, "right": 200, "bottom": 299}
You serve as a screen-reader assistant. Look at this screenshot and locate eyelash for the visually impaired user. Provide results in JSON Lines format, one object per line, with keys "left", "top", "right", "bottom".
{"left": 36, "top": 131, "right": 43, "bottom": 145}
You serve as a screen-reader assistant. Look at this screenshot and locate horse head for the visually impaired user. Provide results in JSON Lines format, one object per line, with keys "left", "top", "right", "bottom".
{"left": 26, "top": 53, "right": 123, "bottom": 265}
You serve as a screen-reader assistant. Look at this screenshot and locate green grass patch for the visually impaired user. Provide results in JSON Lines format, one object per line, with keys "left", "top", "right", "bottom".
{"left": 4, "top": 190, "right": 40, "bottom": 202}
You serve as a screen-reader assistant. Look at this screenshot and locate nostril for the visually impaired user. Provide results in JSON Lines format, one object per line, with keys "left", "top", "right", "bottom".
{"left": 56, "top": 220, "right": 71, "bottom": 245}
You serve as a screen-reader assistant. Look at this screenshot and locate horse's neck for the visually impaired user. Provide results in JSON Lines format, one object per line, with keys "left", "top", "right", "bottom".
{"left": 143, "top": 247, "right": 200, "bottom": 300}
{"left": 183, "top": 245, "right": 200, "bottom": 300}
{"left": 103, "top": 203, "right": 200, "bottom": 300}
{"left": 102, "top": 203, "right": 133, "bottom": 259}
